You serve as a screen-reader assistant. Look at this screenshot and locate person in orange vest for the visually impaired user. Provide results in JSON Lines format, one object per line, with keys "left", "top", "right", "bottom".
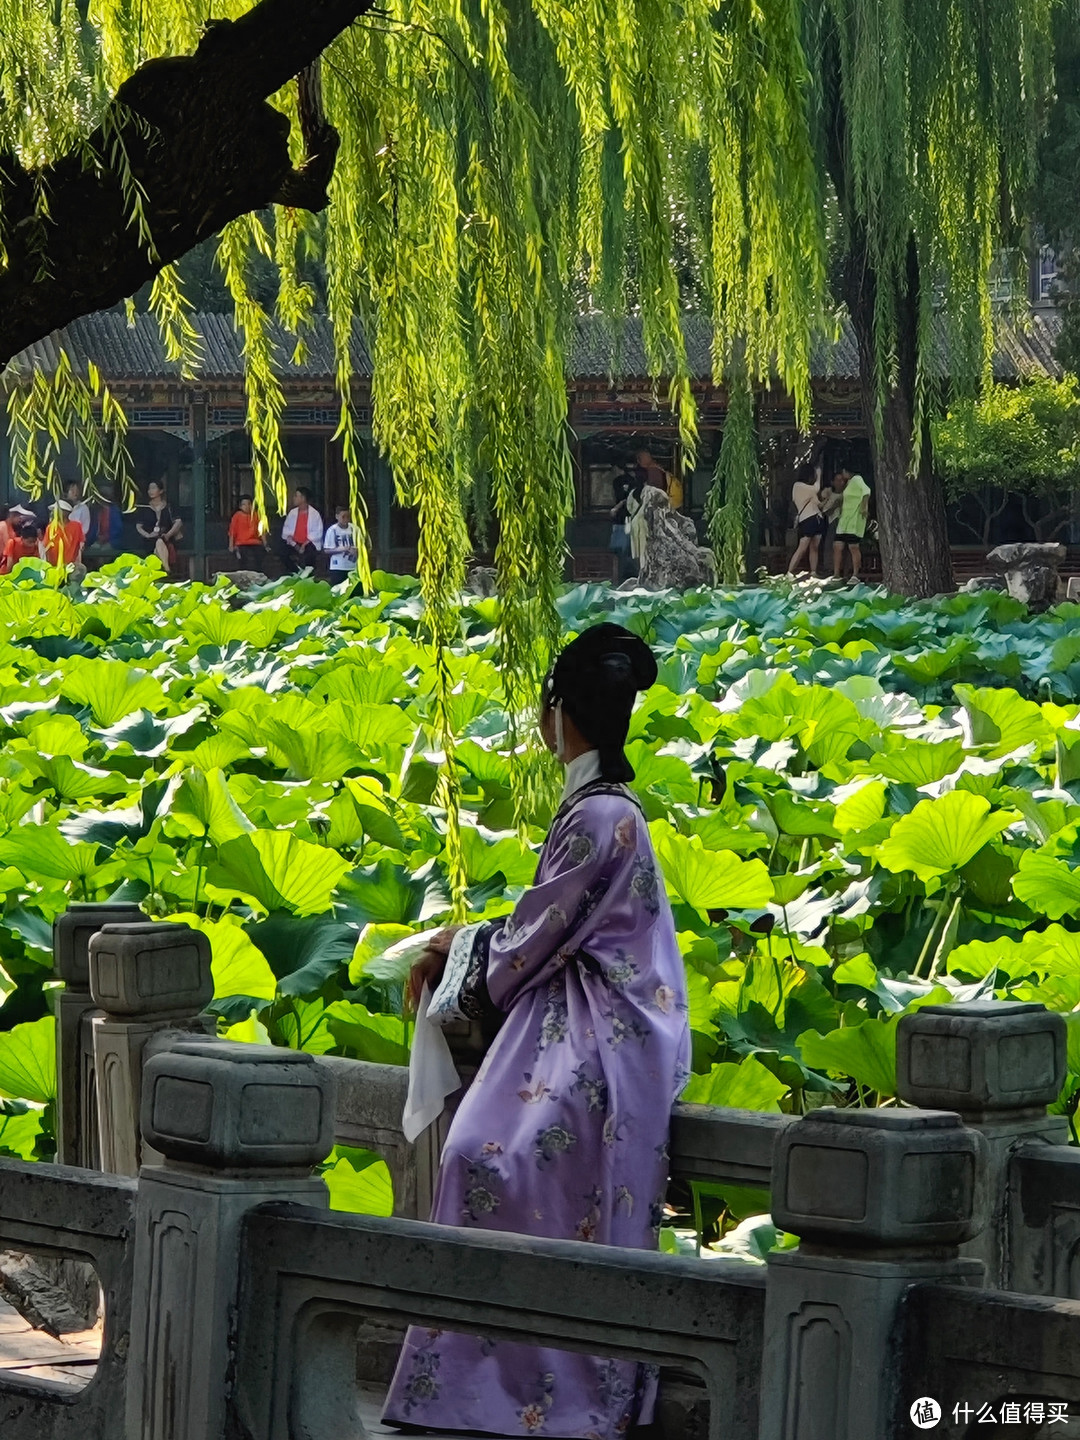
{"left": 43, "top": 502, "right": 85, "bottom": 567}
{"left": 1, "top": 516, "right": 42, "bottom": 574}
{"left": 228, "top": 495, "right": 268, "bottom": 570}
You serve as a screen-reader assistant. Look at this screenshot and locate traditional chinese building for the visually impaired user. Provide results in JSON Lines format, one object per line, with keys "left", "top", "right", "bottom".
{"left": 0, "top": 306, "right": 1064, "bottom": 580}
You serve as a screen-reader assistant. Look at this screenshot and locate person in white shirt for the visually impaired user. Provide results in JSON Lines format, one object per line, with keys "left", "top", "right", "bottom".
{"left": 64, "top": 481, "right": 92, "bottom": 540}
{"left": 280, "top": 487, "right": 324, "bottom": 572}
{"left": 786, "top": 459, "right": 826, "bottom": 577}
{"left": 323, "top": 505, "right": 358, "bottom": 577}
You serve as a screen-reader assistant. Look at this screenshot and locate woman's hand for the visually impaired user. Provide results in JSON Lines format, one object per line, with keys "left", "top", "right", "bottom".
{"left": 406, "top": 925, "right": 464, "bottom": 1014}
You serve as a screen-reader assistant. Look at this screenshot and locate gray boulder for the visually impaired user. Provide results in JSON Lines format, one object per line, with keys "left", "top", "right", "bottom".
{"left": 465, "top": 565, "right": 498, "bottom": 597}
{"left": 227, "top": 569, "right": 270, "bottom": 590}
{"left": 961, "top": 575, "right": 1006, "bottom": 594}
{"left": 636, "top": 486, "right": 716, "bottom": 590}
{"left": 986, "top": 542, "right": 1065, "bottom": 611}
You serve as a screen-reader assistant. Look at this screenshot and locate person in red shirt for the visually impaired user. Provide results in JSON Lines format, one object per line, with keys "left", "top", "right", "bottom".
{"left": 228, "top": 496, "right": 268, "bottom": 570}
{"left": 1, "top": 519, "right": 42, "bottom": 574}
{"left": 43, "top": 503, "right": 85, "bottom": 567}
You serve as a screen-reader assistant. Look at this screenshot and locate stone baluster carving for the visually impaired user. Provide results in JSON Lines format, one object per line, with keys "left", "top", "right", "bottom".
{"left": 53, "top": 901, "right": 143, "bottom": 1167}
{"left": 89, "top": 921, "right": 215, "bottom": 1176}
{"left": 756, "top": 1107, "right": 987, "bottom": 1440}
{"left": 897, "top": 999, "right": 1067, "bottom": 1288}
{"left": 125, "top": 1039, "right": 336, "bottom": 1440}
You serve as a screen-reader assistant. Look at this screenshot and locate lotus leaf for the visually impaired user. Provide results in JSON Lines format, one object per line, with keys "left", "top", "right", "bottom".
{"left": 877, "top": 791, "right": 1013, "bottom": 882}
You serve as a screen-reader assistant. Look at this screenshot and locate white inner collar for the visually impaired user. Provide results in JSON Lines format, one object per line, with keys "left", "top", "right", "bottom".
{"left": 561, "top": 749, "right": 602, "bottom": 803}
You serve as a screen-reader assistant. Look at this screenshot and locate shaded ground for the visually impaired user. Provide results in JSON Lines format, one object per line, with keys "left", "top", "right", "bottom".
{"left": 0, "top": 1295, "right": 100, "bottom": 1386}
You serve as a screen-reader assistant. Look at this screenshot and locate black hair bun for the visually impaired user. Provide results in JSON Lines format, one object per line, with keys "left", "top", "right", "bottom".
{"left": 549, "top": 622, "right": 658, "bottom": 702}
{"left": 599, "top": 652, "right": 634, "bottom": 686}
{"left": 626, "top": 638, "right": 658, "bottom": 692}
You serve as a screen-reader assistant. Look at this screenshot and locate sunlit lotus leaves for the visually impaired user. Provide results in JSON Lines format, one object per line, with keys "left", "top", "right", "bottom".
{"left": 877, "top": 791, "right": 1015, "bottom": 882}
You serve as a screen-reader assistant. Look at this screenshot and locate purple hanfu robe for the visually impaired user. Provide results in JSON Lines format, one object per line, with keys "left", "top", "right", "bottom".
{"left": 382, "top": 770, "right": 691, "bottom": 1439}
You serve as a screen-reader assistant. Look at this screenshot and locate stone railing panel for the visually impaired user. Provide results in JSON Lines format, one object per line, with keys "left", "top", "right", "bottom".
{"left": 0, "top": 1159, "right": 135, "bottom": 1440}
{"left": 1008, "top": 1144, "right": 1080, "bottom": 1300}
{"left": 233, "top": 1203, "right": 766, "bottom": 1440}
{"left": 669, "top": 1103, "right": 794, "bottom": 1190}
{"left": 902, "top": 1283, "right": 1080, "bottom": 1434}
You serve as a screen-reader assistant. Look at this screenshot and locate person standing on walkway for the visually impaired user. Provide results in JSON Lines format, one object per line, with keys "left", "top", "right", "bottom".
{"left": 1, "top": 516, "right": 42, "bottom": 573}
{"left": 228, "top": 496, "right": 268, "bottom": 571}
{"left": 64, "top": 482, "right": 91, "bottom": 541}
{"left": 818, "top": 469, "right": 843, "bottom": 574}
{"left": 608, "top": 463, "right": 641, "bottom": 582}
{"left": 281, "top": 487, "right": 324, "bottom": 573}
{"left": 383, "top": 623, "right": 691, "bottom": 1440}
{"left": 833, "top": 468, "right": 871, "bottom": 582}
{"left": 87, "top": 485, "right": 125, "bottom": 557}
{"left": 323, "top": 504, "right": 359, "bottom": 579}
{"left": 786, "top": 460, "right": 826, "bottom": 576}
{"left": 635, "top": 447, "right": 683, "bottom": 510}
{"left": 44, "top": 502, "right": 85, "bottom": 567}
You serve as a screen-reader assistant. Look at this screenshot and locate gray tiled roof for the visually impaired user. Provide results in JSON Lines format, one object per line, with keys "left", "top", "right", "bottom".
{"left": 3, "top": 307, "right": 1064, "bottom": 385}
{"left": 6, "top": 312, "right": 372, "bottom": 382}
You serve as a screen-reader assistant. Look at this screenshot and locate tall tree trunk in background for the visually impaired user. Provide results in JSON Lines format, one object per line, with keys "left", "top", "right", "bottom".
{"left": 845, "top": 235, "right": 954, "bottom": 597}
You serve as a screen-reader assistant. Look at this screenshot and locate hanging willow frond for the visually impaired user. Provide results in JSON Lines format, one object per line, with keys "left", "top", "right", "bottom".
{"left": 804, "top": 0, "right": 1053, "bottom": 449}
{"left": 148, "top": 262, "right": 203, "bottom": 378}
{"left": 706, "top": 363, "right": 758, "bottom": 585}
{"left": 6, "top": 351, "right": 132, "bottom": 506}
{"left": 0, "top": 0, "right": 1058, "bottom": 828}
{"left": 216, "top": 215, "right": 289, "bottom": 530}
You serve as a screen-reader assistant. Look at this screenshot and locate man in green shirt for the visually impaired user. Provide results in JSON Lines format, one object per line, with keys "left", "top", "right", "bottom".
{"left": 833, "top": 467, "right": 871, "bottom": 581}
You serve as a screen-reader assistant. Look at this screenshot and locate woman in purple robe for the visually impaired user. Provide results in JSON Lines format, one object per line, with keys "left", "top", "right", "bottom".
{"left": 383, "top": 624, "right": 691, "bottom": 1439}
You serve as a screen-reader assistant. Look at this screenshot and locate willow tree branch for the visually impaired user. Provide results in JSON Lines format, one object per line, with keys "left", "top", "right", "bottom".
{"left": 0, "top": 0, "right": 373, "bottom": 369}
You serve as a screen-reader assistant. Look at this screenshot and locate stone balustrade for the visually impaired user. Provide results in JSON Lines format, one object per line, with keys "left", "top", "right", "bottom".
{"left": 761, "top": 1106, "right": 987, "bottom": 1440}
{"left": 897, "top": 997, "right": 1072, "bottom": 1291}
{"left": 6, "top": 1027, "right": 1080, "bottom": 1437}
{"left": 0, "top": 1158, "right": 135, "bottom": 1438}
{"left": 4, "top": 907, "right": 1079, "bottom": 1438}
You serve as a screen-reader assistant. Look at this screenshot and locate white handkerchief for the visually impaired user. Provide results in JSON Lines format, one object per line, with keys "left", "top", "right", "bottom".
{"left": 402, "top": 982, "right": 463, "bottom": 1143}
{"left": 401, "top": 922, "right": 487, "bottom": 1142}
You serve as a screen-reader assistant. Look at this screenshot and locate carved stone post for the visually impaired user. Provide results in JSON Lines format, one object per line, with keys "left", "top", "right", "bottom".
{"left": 897, "top": 999, "right": 1067, "bottom": 1287}
{"left": 125, "top": 1039, "right": 335, "bottom": 1440}
{"left": 53, "top": 901, "right": 143, "bottom": 1167}
{"left": 757, "top": 1107, "right": 987, "bottom": 1440}
{"left": 89, "top": 921, "right": 214, "bottom": 1176}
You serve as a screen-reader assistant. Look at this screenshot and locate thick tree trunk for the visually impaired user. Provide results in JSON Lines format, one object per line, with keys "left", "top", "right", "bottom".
{"left": 845, "top": 237, "right": 954, "bottom": 597}
{"left": 0, "top": 0, "right": 373, "bottom": 369}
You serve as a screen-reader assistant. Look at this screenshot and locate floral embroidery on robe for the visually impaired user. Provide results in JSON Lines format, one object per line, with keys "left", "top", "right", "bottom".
{"left": 383, "top": 780, "right": 691, "bottom": 1440}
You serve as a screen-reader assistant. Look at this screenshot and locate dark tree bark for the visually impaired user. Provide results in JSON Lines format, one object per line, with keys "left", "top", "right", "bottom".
{"left": 821, "top": 19, "right": 954, "bottom": 598}
{"left": 0, "top": 0, "right": 374, "bottom": 369}
{"left": 844, "top": 234, "right": 955, "bottom": 597}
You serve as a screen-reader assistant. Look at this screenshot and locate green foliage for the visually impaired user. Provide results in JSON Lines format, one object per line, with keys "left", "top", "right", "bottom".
{"left": 1034, "top": 8, "right": 1080, "bottom": 374}
{"left": 933, "top": 377, "right": 1080, "bottom": 497}
{"left": 8, "top": 562, "right": 1080, "bottom": 1195}
{"left": 2, "top": 0, "right": 1055, "bottom": 675}
{"left": 319, "top": 1145, "right": 395, "bottom": 1216}
{"left": 806, "top": 0, "right": 1054, "bottom": 442}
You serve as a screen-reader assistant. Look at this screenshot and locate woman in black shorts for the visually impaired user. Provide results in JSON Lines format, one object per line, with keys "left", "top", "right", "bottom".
{"left": 787, "top": 461, "right": 826, "bottom": 576}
